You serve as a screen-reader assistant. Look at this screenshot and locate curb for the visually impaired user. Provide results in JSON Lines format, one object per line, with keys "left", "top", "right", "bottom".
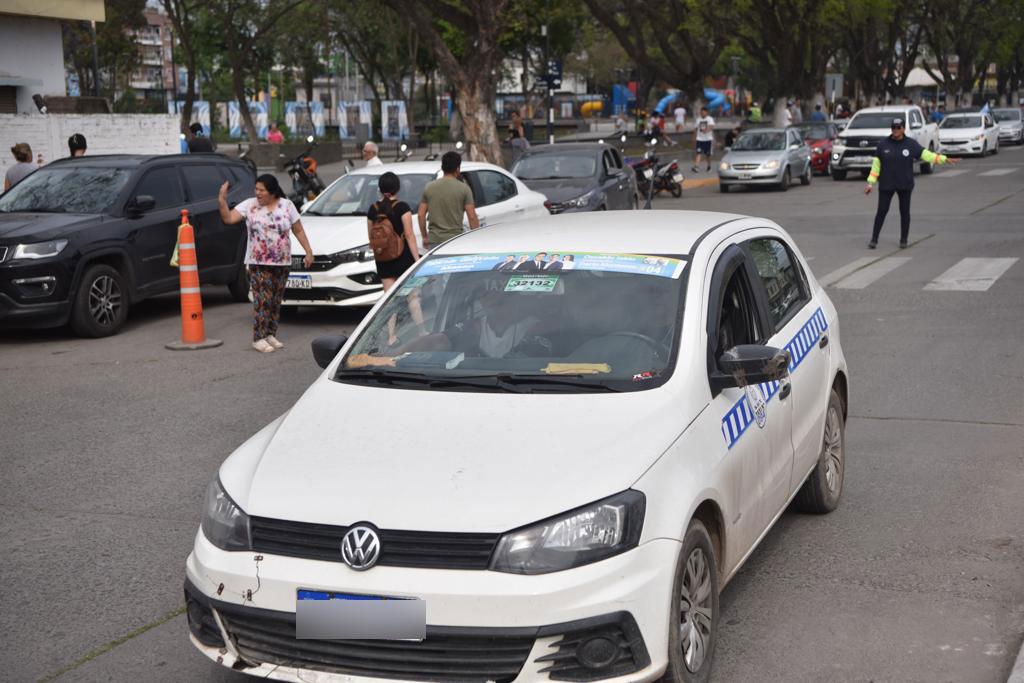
{"left": 682, "top": 177, "right": 719, "bottom": 190}
{"left": 1009, "top": 636, "right": 1024, "bottom": 683}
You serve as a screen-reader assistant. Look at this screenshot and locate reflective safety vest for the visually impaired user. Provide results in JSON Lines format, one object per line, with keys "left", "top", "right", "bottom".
{"left": 749, "top": 105, "right": 762, "bottom": 122}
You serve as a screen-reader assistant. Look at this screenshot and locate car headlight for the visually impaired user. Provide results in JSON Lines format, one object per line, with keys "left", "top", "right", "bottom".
{"left": 12, "top": 239, "right": 68, "bottom": 260}
{"left": 833, "top": 139, "right": 846, "bottom": 148}
{"left": 719, "top": 161, "right": 729, "bottom": 171}
{"left": 763, "top": 159, "right": 780, "bottom": 169}
{"left": 565, "top": 190, "right": 596, "bottom": 209}
{"left": 329, "top": 244, "right": 374, "bottom": 264}
{"left": 490, "top": 490, "right": 645, "bottom": 574}
{"left": 201, "top": 477, "right": 251, "bottom": 551}
{"left": 832, "top": 152, "right": 841, "bottom": 160}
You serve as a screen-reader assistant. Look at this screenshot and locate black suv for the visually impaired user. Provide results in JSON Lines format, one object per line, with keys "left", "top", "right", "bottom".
{"left": 0, "top": 154, "right": 253, "bottom": 336}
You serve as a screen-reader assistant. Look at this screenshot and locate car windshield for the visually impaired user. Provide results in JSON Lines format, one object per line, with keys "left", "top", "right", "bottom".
{"left": 731, "top": 132, "right": 785, "bottom": 151}
{"left": 303, "top": 173, "right": 435, "bottom": 216}
{"left": 336, "top": 251, "right": 687, "bottom": 392}
{"left": 0, "top": 166, "right": 131, "bottom": 213}
{"left": 796, "top": 124, "right": 831, "bottom": 140}
{"left": 993, "top": 109, "right": 1021, "bottom": 122}
{"left": 940, "top": 116, "right": 982, "bottom": 129}
{"left": 512, "top": 153, "right": 597, "bottom": 179}
{"left": 849, "top": 113, "right": 904, "bottom": 129}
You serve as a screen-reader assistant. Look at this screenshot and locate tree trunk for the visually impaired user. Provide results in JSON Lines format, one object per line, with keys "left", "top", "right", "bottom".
{"left": 456, "top": 82, "right": 501, "bottom": 164}
{"left": 230, "top": 54, "right": 259, "bottom": 142}
{"left": 772, "top": 98, "right": 788, "bottom": 127}
{"left": 182, "top": 57, "right": 196, "bottom": 134}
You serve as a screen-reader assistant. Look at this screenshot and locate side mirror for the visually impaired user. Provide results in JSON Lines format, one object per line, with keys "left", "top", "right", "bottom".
{"left": 718, "top": 344, "right": 790, "bottom": 387}
{"left": 312, "top": 334, "right": 349, "bottom": 369}
{"left": 788, "top": 143, "right": 799, "bottom": 150}
{"left": 127, "top": 195, "right": 156, "bottom": 216}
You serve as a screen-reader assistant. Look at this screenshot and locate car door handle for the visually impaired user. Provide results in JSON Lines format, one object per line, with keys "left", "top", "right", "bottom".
{"left": 779, "top": 382, "right": 792, "bottom": 400}
{"left": 819, "top": 333, "right": 829, "bottom": 349}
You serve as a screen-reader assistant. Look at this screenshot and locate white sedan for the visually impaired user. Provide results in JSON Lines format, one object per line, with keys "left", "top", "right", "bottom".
{"left": 283, "top": 161, "right": 549, "bottom": 308}
{"left": 937, "top": 112, "right": 1000, "bottom": 156}
{"left": 186, "top": 211, "right": 849, "bottom": 682}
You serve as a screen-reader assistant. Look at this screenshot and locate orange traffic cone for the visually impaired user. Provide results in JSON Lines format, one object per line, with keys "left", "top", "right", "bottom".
{"left": 166, "top": 209, "right": 223, "bottom": 350}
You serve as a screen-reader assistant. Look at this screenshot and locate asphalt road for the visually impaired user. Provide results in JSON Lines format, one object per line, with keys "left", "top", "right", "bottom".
{"left": 1, "top": 145, "right": 1022, "bottom": 683}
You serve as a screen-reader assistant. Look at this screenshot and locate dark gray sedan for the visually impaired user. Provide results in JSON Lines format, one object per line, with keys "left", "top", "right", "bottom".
{"left": 511, "top": 143, "right": 638, "bottom": 213}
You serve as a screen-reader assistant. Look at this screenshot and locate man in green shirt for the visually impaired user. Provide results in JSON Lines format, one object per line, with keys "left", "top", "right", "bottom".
{"left": 418, "top": 151, "right": 480, "bottom": 250}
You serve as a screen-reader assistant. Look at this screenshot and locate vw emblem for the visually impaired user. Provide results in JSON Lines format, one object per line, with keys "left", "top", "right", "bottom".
{"left": 859, "top": 140, "right": 869, "bottom": 147}
{"left": 341, "top": 525, "right": 381, "bottom": 571}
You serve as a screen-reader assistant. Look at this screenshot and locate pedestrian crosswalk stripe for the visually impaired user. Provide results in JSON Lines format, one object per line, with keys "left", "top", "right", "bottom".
{"left": 834, "top": 257, "right": 911, "bottom": 289}
{"left": 923, "top": 257, "right": 1019, "bottom": 292}
{"left": 819, "top": 257, "right": 878, "bottom": 287}
{"left": 978, "top": 168, "right": 1018, "bottom": 176}
{"left": 932, "top": 169, "right": 970, "bottom": 178}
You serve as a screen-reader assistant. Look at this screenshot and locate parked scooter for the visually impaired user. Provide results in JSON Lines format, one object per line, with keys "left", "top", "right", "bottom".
{"left": 627, "top": 138, "right": 684, "bottom": 208}
{"left": 282, "top": 135, "right": 326, "bottom": 208}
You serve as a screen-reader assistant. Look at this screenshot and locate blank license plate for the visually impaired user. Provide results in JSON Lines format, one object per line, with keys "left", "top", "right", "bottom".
{"left": 287, "top": 275, "right": 312, "bottom": 289}
{"left": 296, "top": 590, "right": 426, "bottom": 640}
{"left": 739, "top": 173, "right": 752, "bottom": 180}
{"left": 672, "top": 173, "right": 684, "bottom": 183}
{"left": 849, "top": 156, "right": 871, "bottom": 163}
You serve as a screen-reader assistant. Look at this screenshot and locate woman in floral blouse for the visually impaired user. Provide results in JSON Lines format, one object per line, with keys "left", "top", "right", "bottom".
{"left": 218, "top": 174, "right": 314, "bottom": 352}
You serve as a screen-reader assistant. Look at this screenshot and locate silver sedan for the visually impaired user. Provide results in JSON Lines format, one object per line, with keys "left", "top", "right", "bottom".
{"left": 719, "top": 127, "right": 812, "bottom": 193}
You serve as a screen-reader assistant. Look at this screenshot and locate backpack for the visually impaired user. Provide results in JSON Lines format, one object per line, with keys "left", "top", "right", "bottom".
{"left": 368, "top": 201, "right": 405, "bottom": 262}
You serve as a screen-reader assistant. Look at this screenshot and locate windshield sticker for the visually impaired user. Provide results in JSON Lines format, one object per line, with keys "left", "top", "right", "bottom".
{"left": 542, "top": 362, "right": 611, "bottom": 375}
{"left": 632, "top": 370, "right": 659, "bottom": 382}
{"left": 414, "top": 252, "right": 686, "bottom": 279}
{"left": 505, "top": 275, "right": 559, "bottom": 293}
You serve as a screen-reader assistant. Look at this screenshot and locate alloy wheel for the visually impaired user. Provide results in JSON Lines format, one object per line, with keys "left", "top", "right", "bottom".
{"left": 680, "top": 546, "right": 714, "bottom": 673}
{"left": 88, "top": 275, "right": 122, "bottom": 327}
{"left": 823, "top": 405, "right": 843, "bottom": 493}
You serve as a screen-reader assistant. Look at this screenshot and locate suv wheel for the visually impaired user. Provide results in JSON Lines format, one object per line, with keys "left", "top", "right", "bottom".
{"left": 71, "top": 264, "right": 129, "bottom": 337}
{"left": 227, "top": 264, "right": 250, "bottom": 302}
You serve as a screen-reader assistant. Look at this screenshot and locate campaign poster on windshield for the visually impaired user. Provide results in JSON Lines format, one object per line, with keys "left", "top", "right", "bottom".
{"left": 415, "top": 252, "right": 685, "bottom": 279}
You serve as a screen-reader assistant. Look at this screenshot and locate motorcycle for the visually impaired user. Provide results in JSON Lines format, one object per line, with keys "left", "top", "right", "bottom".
{"left": 653, "top": 157, "right": 684, "bottom": 198}
{"left": 282, "top": 135, "right": 326, "bottom": 208}
{"left": 627, "top": 139, "right": 684, "bottom": 208}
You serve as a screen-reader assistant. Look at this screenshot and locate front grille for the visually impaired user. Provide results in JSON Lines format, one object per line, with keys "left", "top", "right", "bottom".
{"left": 218, "top": 606, "right": 534, "bottom": 682}
{"left": 942, "top": 140, "right": 968, "bottom": 146}
{"left": 731, "top": 163, "right": 760, "bottom": 170}
{"left": 291, "top": 255, "right": 336, "bottom": 272}
{"left": 250, "top": 516, "right": 501, "bottom": 569}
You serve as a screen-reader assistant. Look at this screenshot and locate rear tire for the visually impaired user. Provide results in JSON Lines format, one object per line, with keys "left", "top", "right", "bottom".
{"left": 832, "top": 169, "right": 847, "bottom": 181}
{"left": 227, "top": 265, "right": 250, "bottom": 302}
{"left": 70, "top": 264, "right": 129, "bottom": 337}
{"left": 670, "top": 182, "right": 683, "bottom": 198}
{"left": 663, "top": 519, "right": 719, "bottom": 683}
{"left": 795, "top": 388, "right": 846, "bottom": 514}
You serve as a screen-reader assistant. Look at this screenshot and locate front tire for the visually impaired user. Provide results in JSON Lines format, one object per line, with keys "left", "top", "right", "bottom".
{"left": 800, "top": 164, "right": 811, "bottom": 186}
{"left": 670, "top": 182, "right": 683, "bottom": 198}
{"left": 778, "top": 167, "right": 791, "bottom": 191}
{"left": 70, "top": 264, "right": 129, "bottom": 337}
{"left": 663, "top": 519, "right": 719, "bottom": 682}
{"left": 795, "top": 388, "right": 846, "bottom": 514}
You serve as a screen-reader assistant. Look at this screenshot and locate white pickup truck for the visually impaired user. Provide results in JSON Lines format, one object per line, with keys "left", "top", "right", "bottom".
{"left": 830, "top": 105, "right": 940, "bottom": 180}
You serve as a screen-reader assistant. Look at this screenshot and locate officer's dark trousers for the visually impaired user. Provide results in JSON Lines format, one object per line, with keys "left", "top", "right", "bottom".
{"left": 871, "top": 188, "right": 912, "bottom": 244}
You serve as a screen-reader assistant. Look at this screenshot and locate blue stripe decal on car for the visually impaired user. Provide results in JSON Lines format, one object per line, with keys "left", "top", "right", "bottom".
{"left": 721, "top": 307, "right": 829, "bottom": 449}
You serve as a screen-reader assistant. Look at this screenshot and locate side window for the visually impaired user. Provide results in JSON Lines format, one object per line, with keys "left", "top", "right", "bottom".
{"left": 183, "top": 164, "right": 226, "bottom": 201}
{"left": 602, "top": 151, "right": 615, "bottom": 175}
{"left": 132, "top": 167, "right": 184, "bottom": 210}
{"left": 715, "top": 267, "right": 762, "bottom": 362}
{"left": 747, "top": 238, "right": 808, "bottom": 330}
{"left": 610, "top": 148, "right": 624, "bottom": 169}
{"left": 474, "top": 170, "right": 517, "bottom": 207}
{"left": 228, "top": 165, "right": 252, "bottom": 185}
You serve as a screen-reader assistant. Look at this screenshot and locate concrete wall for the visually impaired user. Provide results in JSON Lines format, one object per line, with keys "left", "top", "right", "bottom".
{"left": 0, "top": 15, "right": 67, "bottom": 113}
{"left": 1, "top": 114, "right": 181, "bottom": 178}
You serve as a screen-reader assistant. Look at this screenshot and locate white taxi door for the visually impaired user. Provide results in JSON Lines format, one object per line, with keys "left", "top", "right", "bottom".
{"left": 705, "top": 243, "right": 795, "bottom": 555}
{"left": 744, "top": 235, "right": 831, "bottom": 494}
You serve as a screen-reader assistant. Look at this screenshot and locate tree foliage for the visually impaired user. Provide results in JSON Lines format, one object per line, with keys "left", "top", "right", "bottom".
{"left": 63, "top": 0, "right": 147, "bottom": 106}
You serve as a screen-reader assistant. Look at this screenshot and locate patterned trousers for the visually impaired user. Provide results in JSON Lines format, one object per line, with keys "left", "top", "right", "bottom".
{"left": 249, "top": 265, "right": 289, "bottom": 342}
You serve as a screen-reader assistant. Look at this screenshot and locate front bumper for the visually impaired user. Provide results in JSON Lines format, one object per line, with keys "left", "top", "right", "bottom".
{"left": 829, "top": 150, "right": 876, "bottom": 170}
{"left": 185, "top": 530, "right": 680, "bottom": 681}
{"left": 938, "top": 141, "right": 986, "bottom": 155}
{"left": 282, "top": 259, "right": 383, "bottom": 308}
{"left": 0, "top": 258, "right": 75, "bottom": 328}
{"left": 718, "top": 167, "right": 784, "bottom": 185}
{"left": 997, "top": 129, "right": 1022, "bottom": 143}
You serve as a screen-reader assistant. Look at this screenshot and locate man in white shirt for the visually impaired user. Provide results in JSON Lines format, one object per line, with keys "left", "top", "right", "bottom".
{"left": 363, "top": 141, "right": 383, "bottom": 166}
{"left": 673, "top": 105, "right": 687, "bottom": 133}
{"left": 692, "top": 107, "right": 715, "bottom": 173}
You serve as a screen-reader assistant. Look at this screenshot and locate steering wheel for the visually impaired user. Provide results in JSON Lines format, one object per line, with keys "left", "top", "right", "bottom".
{"left": 600, "top": 331, "right": 670, "bottom": 361}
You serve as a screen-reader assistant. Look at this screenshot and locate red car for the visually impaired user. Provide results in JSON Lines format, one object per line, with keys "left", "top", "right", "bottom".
{"left": 796, "top": 122, "right": 840, "bottom": 175}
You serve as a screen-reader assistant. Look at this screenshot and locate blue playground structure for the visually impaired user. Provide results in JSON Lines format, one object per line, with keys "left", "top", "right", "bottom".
{"left": 703, "top": 88, "right": 731, "bottom": 114}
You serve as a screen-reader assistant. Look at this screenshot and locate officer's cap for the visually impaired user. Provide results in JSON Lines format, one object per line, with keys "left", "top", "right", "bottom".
{"left": 891, "top": 117, "right": 905, "bottom": 128}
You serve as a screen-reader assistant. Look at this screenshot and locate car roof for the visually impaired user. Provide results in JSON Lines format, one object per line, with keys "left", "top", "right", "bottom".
{"left": 348, "top": 160, "right": 504, "bottom": 176}
{"left": 45, "top": 153, "right": 244, "bottom": 168}
{"left": 432, "top": 210, "right": 748, "bottom": 257}
{"left": 854, "top": 105, "right": 919, "bottom": 113}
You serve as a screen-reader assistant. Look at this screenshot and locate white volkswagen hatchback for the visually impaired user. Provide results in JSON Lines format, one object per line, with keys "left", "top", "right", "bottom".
{"left": 282, "top": 161, "right": 549, "bottom": 308}
{"left": 186, "top": 211, "right": 849, "bottom": 682}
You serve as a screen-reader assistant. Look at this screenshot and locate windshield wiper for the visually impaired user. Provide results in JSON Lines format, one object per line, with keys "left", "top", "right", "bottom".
{"left": 335, "top": 368, "right": 525, "bottom": 392}
{"left": 457, "top": 373, "right": 622, "bottom": 393}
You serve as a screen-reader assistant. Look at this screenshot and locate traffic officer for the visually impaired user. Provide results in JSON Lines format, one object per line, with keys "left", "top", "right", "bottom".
{"left": 864, "top": 117, "right": 958, "bottom": 249}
